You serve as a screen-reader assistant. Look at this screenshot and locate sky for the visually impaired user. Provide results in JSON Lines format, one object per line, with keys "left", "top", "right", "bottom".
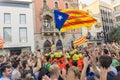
{"left": 79, "top": 0, "right": 111, "bottom": 4}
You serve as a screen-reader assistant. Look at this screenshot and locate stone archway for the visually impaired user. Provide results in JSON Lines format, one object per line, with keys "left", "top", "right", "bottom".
{"left": 71, "top": 40, "right": 74, "bottom": 49}
{"left": 56, "top": 39, "right": 63, "bottom": 50}
{"left": 43, "top": 40, "right": 51, "bottom": 53}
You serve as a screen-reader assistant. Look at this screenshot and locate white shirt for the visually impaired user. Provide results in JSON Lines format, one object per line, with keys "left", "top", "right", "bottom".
{"left": 110, "top": 66, "right": 118, "bottom": 76}
{"left": 0, "top": 77, "right": 10, "bottom": 80}
{"left": 11, "top": 69, "right": 21, "bottom": 80}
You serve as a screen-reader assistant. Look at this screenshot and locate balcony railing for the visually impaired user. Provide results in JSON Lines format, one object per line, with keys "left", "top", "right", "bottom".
{"left": 89, "top": 36, "right": 103, "bottom": 41}
{"left": 42, "top": 27, "right": 59, "bottom": 33}
{"left": 114, "top": 10, "right": 120, "bottom": 15}
{"left": 116, "top": 21, "right": 120, "bottom": 26}
{"left": 113, "top": 0, "right": 120, "bottom": 5}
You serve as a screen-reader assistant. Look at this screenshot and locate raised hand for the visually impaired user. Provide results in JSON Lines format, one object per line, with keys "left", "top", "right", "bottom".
{"left": 83, "top": 56, "right": 89, "bottom": 68}
{"left": 81, "top": 57, "right": 89, "bottom": 80}
{"left": 42, "top": 75, "right": 50, "bottom": 80}
{"left": 100, "top": 68, "right": 108, "bottom": 80}
{"left": 61, "top": 68, "right": 67, "bottom": 80}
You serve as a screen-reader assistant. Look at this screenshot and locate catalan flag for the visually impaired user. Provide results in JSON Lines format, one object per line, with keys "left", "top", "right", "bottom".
{"left": 54, "top": 10, "right": 69, "bottom": 31}
{"left": 0, "top": 35, "right": 5, "bottom": 48}
{"left": 54, "top": 9, "right": 97, "bottom": 32}
{"left": 73, "top": 34, "right": 89, "bottom": 48}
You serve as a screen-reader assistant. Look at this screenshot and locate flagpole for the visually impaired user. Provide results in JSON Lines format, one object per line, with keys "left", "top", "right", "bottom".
{"left": 59, "top": 31, "right": 63, "bottom": 50}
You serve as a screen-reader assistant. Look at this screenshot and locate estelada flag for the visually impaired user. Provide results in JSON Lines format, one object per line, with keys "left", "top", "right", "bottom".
{"left": 54, "top": 10, "right": 69, "bottom": 31}
{"left": 54, "top": 9, "right": 97, "bottom": 32}
{"left": 73, "top": 34, "right": 89, "bottom": 48}
{"left": 0, "top": 35, "right": 5, "bottom": 48}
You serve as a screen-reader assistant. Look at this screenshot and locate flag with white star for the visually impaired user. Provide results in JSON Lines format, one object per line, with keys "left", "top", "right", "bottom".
{"left": 54, "top": 10, "right": 69, "bottom": 31}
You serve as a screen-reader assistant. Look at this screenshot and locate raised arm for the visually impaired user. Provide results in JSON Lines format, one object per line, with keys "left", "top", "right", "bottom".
{"left": 80, "top": 57, "right": 89, "bottom": 80}
{"left": 33, "top": 52, "right": 41, "bottom": 73}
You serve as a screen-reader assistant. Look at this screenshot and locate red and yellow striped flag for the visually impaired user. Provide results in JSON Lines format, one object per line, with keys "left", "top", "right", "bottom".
{"left": 73, "top": 35, "right": 89, "bottom": 48}
{"left": 59, "top": 9, "right": 97, "bottom": 32}
{"left": 0, "top": 36, "right": 5, "bottom": 48}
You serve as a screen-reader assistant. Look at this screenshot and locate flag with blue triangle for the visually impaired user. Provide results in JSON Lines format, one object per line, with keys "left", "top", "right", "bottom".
{"left": 54, "top": 10, "right": 69, "bottom": 31}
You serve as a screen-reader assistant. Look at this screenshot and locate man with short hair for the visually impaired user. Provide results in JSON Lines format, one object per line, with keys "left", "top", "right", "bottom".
{"left": 0, "top": 65, "right": 12, "bottom": 80}
{"left": 42, "top": 64, "right": 61, "bottom": 80}
{"left": 102, "top": 49, "right": 118, "bottom": 75}
{"left": 103, "top": 49, "right": 109, "bottom": 56}
{"left": 99, "top": 56, "right": 116, "bottom": 80}
{"left": 11, "top": 61, "right": 21, "bottom": 80}
{"left": 49, "top": 64, "right": 60, "bottom": 80}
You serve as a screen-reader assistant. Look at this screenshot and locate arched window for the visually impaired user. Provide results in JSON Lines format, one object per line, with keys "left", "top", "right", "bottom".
{"left": 44, "top": 40, "right": 51, "bottom": 53}
{"left": 65, "top": 3, "right": 68, "bottom": 9}
{"left": 56, "top": 39, "right": 63, "bottom": 50}
{"left": 55, "top": 2, "right": 58, "bottom": 8}
{"left": 71, "top": 41, "right": 74, "bottom": 49}
{"left": 43, "top": 0, "right": 47, "bottom": 7}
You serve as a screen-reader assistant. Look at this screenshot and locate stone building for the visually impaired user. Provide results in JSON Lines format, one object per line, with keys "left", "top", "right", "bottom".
{"left": 79, "top": 0, "right": 114, "bottom": 43}
{"left": 34, "top": 0, "right": 81, "bottom": 53}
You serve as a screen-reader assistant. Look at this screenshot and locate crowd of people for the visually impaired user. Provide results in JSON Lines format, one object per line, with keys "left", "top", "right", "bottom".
{"left": 0, "top": 41, "right": 120, "bottom": 80}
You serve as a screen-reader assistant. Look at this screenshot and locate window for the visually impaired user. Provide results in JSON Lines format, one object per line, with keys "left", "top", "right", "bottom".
{"left": 55, "top": 2, "right": 58, "bottom": 8}
{"left": 65, "top": 3, "right": 68, "bottom": 9}
{"left": 43, "top": 18, "right": 51, "bottom": 28}
{"left": 20, "top": 14, "right": 26, "bottom": 24}
{"left": 100, "top": 9, "right": 103, "bottom": 14}
{"left": 116, "top": 16, "right": 120, "bottom": 22}
{"left": 19, "top": 28, "right": 27, "bottom": 43}
{"left": 114, "top": 5, "right": 120, "bottom": 11}
{"left": 43, "top": 0, "right": 47, "bottom": 7}
{"left": 3, "top": 27, "right": 12, "bottom": 42}
{"left": 4, "top": 13, "right": 11, "bottom": 24}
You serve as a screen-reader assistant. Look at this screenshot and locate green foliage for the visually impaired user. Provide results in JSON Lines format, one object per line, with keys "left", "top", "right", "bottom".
{"left": 108, "top": 26, "right": 120, "bottom": 41}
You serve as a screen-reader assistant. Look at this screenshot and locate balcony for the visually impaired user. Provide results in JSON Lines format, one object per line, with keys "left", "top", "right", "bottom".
{"left": 113, "top": 1, "right": 120, "bottom": 6}
{"left": 116, "top": 21, "right": 120, "bottom": 26}
{"left": 41, "top": 26, "right": 60, "bottom": 35}
{"left": 114, "top": 10, "right": 120, "bottom": 16}
{"left": 89, "top": 36, "right": 102, "bottom": 41}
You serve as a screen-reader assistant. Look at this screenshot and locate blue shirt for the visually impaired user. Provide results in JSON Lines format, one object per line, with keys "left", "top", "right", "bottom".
{"left": 0, "top": 74, "right": 2, "bottom": 78}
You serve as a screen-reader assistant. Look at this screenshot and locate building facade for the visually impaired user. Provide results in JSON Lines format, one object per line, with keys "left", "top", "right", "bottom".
{"left": 79, "top": 0, "right": 114, "bottom": 43}
{"left": 100, "top": 0, "right": 114, "bottom": 42}
{"left": 34, "top": 0, "right": 81, "bottom": 53}
{"left": 111, "top": 0, "right": 120, "bottom": 26}
{"left": 0, "top": 0, "right": 35, "bottom": 55}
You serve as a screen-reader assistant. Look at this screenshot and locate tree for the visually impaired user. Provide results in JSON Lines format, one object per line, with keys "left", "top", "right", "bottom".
{"left": 108, "top": 26, "right": 120, "bottom": 42}
{"left": 114, "top": 26, "right": 120, "bottom": 41}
